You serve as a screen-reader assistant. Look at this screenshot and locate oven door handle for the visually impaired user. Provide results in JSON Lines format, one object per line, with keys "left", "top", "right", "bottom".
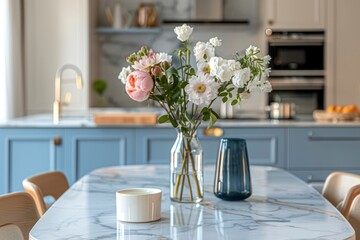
{"left": 269, "top": 41, "right": 323, "bottom": 46}
{"left": 269, "top": 78, "right": 324, "bottom": 90}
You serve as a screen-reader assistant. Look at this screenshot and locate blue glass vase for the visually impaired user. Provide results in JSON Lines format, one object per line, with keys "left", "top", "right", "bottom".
{"left": 214, "top": 138, "right": 252, "bottom": 201}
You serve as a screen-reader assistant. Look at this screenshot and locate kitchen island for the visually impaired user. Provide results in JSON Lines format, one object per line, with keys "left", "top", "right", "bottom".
{"left": 1, "top": 113, "right": 360, "bottom": 194}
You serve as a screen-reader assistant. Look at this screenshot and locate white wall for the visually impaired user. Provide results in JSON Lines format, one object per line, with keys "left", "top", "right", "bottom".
{"left": 24, "top": 0, "right": 89, "bottom": 115}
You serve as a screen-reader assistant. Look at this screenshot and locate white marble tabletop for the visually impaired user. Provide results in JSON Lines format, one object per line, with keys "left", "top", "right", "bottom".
{"left": 30, "top": 165, "right": 355, "bottom": 240}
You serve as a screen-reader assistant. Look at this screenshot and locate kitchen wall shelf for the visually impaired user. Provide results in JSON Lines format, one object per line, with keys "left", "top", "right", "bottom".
{"left": 95, "top": 27, "right": 162, "bottom": 34}
{"left": 162, "top": 20, "right": 249, "bottom": 25}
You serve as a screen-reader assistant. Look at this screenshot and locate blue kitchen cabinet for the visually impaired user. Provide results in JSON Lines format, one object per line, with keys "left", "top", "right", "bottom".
{"left": 0, "top": 128, "right": 64, "bottom": 194}
{"left": 135, "top": 128, "right": 177, "bottom": 164}
{"left": 64, "top": 128, "right": 135, "bottom": 184}
{"left": 199, "top": 127, "right": 287, "bottom": 167}
{"left": 288, "top": 127, "right": 360, "bottom": 183}
{"left": 135, "top": 127, "right": 286, "bottom": 168}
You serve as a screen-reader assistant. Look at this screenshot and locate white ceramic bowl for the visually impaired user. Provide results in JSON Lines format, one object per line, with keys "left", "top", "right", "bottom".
{"left": 116, "top": 188, "right": 162, "bottom": 223}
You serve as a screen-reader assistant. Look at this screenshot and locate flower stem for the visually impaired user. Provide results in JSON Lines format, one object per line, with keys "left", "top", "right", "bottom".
{"left": 172, "top": 132, "right": 202, "bottom": 202}
{"left": 186, "top": 138, "right": 202, "bottom": 199}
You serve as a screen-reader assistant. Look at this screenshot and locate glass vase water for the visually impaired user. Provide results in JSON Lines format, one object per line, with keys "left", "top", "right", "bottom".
{"left": 170, "top": 129, "right": 203, "bottom": 203}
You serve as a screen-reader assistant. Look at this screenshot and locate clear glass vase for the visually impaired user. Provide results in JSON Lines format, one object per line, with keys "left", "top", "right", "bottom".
{"left": 170, "top": 129, "right": 203, "bottom": 203}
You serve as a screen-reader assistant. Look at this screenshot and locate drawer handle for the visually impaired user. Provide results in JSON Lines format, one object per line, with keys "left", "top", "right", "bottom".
{"left": 53, "top": 136, "right": 62, "bottom": 145}
{"left": 308, "top": 131, "right": 360, "bottom": 141}
{"left": 203, "top": 128, "right": 223, "bottom": 137}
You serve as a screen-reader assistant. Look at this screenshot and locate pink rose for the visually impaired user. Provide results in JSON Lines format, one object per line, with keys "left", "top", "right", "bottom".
{"left": 125, "top": 71, "right": 154, "bottom": 102}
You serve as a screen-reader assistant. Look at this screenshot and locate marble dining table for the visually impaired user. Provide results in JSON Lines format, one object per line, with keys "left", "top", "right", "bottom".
{"left": 29, "top": 165, "right": 355, "bottom": 240}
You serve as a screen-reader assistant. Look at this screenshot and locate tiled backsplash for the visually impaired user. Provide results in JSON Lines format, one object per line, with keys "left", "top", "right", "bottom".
{"left": 94, "top": 0, "right": 266, "bottom": 112}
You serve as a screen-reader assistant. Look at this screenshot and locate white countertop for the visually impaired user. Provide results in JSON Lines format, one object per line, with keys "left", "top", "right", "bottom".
{"left": 2, "top": 113, "right": 360, "bottom": 128}
{"left": 30, "top": 165, "right": 355, "bottom": 240}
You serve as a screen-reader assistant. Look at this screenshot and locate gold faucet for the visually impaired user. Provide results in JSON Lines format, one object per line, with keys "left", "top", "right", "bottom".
{"left": 53, "top": 64, "right": 83, "bottom": 124}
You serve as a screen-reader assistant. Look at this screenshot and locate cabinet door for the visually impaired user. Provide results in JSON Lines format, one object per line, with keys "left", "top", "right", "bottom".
{"left": 288, "top": 127, "right": 360, "bottom": 178}
{"left": 135, "top": 128, "right": 176, "bottom": 164}
{"left": 65, "top": 128, "right": 135, "bottom": 184}
{"left": 330, "top": 0, "right": 360, "bottom": 105}
{"left": 136, "top": 127, "right": 286, "bottom": 168}
{"left": 265, "top": 0, "right": 325, "bottom": 29}
{"left": 0, "top": 128, "right": 64, "bottom": 194}
{"left": 200, "top": 127, "right": 286, "bottom": 167}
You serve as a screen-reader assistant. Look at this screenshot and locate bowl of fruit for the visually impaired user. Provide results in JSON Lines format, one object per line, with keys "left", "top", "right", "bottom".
{"left": 313, "top": 104, "right": 360, "bottom": 122}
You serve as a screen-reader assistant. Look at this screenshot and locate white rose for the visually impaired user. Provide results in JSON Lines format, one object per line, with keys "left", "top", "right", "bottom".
{"left": 261, "top": 80, "right": 272, "bottom": 92}
{"left": 174, "top": 24, "right": 193, "bottom": 42}
{"left": 194, "top": 41, "right": 215, "bottom": 62}
{"left": 232, "top": 68, "right": 251, "bottom": 88}
{"left": 247, "top": 76, "right": 272, "bottom": 93}
{"left": 209, "top": 37, "right": 222, "bottom": 47}
{"left": 155, "top": 52, "right": 172, "bottom": 64}
{"left": 209, "top": 57, "right": 235, "bottom": 82}
{"left": 217, "top": 65, "right": 233, "bottom": 82}
{"left": 118, "top": 66, "right": 131, "bottom": 84}
{"left": 227, "top": 59, "right": 241, "bottom": 71}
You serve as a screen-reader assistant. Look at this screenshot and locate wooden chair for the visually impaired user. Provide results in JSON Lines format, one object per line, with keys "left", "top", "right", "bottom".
{"left": 22, "top": 171, "right": 69, "bottom": 216}
{"left": 322, "top": 171, "right": 360, "bottom": 217}
{"left": 0, "top": 192, "right": 40, "bottom": 240}
{"left": 345, "top": 194, "right": 360, "bottom": 240}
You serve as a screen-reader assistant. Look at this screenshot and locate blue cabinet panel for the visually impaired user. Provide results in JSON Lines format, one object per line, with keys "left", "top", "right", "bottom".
{"left": 288, "top": 127, "right": 360, "bottom": 170}
{"left": 0, "top": 129, "right": 64, "bottom": 193}
{"left": 65, "top": 128, "right": 135, "bottom": 184}
{"left": 135, "top": 128, "right": 176, "bottom": 164}
{"left": 199, "top": 127, "right": 286, "bottom": 167}
{"left": 136, "top": 127, "right": 286, "bottom": 167}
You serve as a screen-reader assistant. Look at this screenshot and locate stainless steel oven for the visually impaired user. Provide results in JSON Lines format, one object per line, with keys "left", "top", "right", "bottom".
{"left": 266, "top": 30, "right": 325, "bottom": 114}
{"left": 268, "top": 31, "right": 325, "bottom": 77}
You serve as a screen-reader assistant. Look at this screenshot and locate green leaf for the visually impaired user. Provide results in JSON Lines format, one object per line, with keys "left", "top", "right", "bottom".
{"left": 180, "top": 82, "right": 188, "bottom": 88}
{"left": 202, "top": 109, "right": 210, "bottom": 121}
{"left": 231, "top": 99, "right": 238, "bottom": 106}
{"left": 227, "top": 87, "right": 234, "bottom": 92}
{"left": 168, "top": 116, "right": 178, "bottom": 128}
{"left": 158, "top": 114, "right": 169, "bottom": 124}
{"left": 209, "top": 108, "right": 220, "bottom": 119}
{"left": 208, "top": 111, "right": 217, "bottom": 128}
{"left": 219, "top": 92, "right": 228, "bottom": 97}
{"left": 202, "top": 114, "right": 210, "bottom": 121}
{"left": 222, "top": 97, "right": 228, "bottom": 103}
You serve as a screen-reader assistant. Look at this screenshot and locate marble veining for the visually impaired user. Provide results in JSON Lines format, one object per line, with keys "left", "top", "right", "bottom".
{"left": 30, "top": 165, "right": 354, "bottom": 240}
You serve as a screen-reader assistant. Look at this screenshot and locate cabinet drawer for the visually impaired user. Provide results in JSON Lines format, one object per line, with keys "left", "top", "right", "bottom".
{"left": 200, "top": 127, "right": 286, "bottom": 167}
{"left": 288, "top": 128, "right": 360, "bottom": 169}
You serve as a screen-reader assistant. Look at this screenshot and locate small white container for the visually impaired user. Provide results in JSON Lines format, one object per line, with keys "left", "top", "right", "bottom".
{"left": 116, "top": 188, "right": 162, "bottom": 223}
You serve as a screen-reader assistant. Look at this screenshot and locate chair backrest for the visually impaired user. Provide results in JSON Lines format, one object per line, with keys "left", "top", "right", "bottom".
{"left": 346, "top": 194, "right": 360, "bottom": 240}
{"left": 322, "top": 171, "right": 360, "bottom": 216}
{"left": 0, "top": 192, "right": 40, "bottom": 240}
{"left": 22, "top": 171, "right": 69, "bottom": 216}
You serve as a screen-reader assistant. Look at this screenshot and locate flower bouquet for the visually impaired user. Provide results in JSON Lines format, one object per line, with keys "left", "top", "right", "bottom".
{"left": 119, "top": 24, "right": 271, "bottom": 203}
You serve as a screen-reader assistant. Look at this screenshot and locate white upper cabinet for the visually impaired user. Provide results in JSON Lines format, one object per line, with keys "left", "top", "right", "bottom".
{"left": 326, "top": 0, "right": 360, "bottom": 106}
{"left": 264, "top": 0, "right": 326, "bottom": 30}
